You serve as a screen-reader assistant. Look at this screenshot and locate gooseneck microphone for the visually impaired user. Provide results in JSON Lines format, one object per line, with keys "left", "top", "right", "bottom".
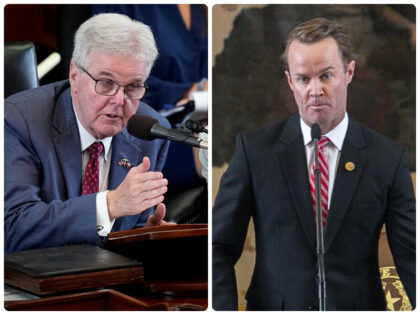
{"left": 311, "top": 122, "right": 326, "bottom": 311}
{"left": 127, "top": 114, "right": 208, "bottom": 150}
{"left": 311, "top": 122, "right": 321, "bottom": 141}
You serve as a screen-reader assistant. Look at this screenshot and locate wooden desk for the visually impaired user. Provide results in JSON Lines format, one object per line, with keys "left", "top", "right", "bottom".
{"left": 4, "top": 289, "right": 169, "bottom": 311}
{"left": 5, "top": 224, "right": 208, "bottom": 310}
{"left": 106, "top": 224, "right": 208, "bottom": 289}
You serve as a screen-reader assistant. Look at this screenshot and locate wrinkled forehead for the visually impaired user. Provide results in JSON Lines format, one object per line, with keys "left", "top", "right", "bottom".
{"left": 83, "top": 49, "right": 146, "bottom": 66}
{"left": 86, "top": 50, "right": 150, "bottom": 76}
{"left": 84, "top": 49, "right": 151, "bottom": 76}
{"left": 287, "top": 38, "right": 345, "bottom": 73}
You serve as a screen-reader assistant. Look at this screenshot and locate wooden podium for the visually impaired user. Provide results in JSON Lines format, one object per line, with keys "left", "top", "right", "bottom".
{"left": 5, "top": 224, "right": 208, "bottom": 310}
{"left": 106, "top": 224, "right": 208, "bottom": 294}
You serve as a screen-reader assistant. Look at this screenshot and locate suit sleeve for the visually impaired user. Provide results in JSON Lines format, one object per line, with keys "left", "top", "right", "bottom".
{"left": 4, "top": 101, "right": 100, "bottom": 253}
{"left": 212, "top": 133, "right": 255, "bottom": 310}
{"left": 384, "top": 147, "right": 416, "bottom": 308}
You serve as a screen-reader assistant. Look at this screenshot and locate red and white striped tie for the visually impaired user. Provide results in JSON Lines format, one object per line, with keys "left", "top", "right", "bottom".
{"left": 309, "top": 136, "right": 329, "bottom": 227}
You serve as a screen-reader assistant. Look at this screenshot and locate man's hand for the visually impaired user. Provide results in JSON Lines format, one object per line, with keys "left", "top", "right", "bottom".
{"left": 145, "top": 203, "right": 176, "bottom": 227}
{"left": 107, "top": 157, "right": 168, "bottom": 221}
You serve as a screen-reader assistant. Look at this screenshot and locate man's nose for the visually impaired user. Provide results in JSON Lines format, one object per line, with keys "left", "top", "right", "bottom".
{"left": 111, "top": 86, "right": 126, "bottom": 105}
{"left": 309, "top": 79, "right": 324, "bottom": 97}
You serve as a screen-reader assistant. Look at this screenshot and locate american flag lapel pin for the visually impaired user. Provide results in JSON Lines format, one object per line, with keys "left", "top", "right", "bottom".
{"left": 118, "top": 158, "right": 132, "bottom": 169}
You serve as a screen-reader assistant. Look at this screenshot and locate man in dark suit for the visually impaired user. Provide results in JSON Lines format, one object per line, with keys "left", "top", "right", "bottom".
{"left": 212, "top": 18, "right": 415, "bottom": 310}
{"left": 5, "top": 13, "right": 171, "bottom": 253}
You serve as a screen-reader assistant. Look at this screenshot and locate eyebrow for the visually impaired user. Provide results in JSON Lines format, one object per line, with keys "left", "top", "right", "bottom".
{"left": 293, "top": 66, "right": 336, "bottom": 77}
{"left": 97, "top": 70, "right": 144, "bottom": 84}
{"left": 318, "top": 66, "right": 335, "bottom": 74}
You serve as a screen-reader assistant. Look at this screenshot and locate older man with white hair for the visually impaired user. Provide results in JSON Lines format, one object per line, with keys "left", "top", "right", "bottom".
{"left": 5, "top": 13, "right": 171, "bottom": 253}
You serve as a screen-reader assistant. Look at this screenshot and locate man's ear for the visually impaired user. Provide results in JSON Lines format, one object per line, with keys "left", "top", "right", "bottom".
{"left": 285, "top": 70, "right": 294, "bottom": 92}
{"left": 346, "top": 60, "right": 356, "bottom": 84}
{"left": 69, "top": 61, "right": 79, "bottom": 88}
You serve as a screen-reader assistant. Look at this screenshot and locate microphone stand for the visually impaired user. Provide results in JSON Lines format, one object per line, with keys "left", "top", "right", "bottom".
{"left": 313, "top": 137, "right": 326, "bottom": 311}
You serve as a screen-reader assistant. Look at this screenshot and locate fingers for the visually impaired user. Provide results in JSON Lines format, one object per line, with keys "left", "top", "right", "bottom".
{"left": 137, "top": 182, "right": 167, "bottom": 203}
{"left": 127, "top": 157, "right": 164, "bottom": 183}
{"left": 154, "top": 203, "right": 166, "bottom": 222}
{"left": 141, "top": 196, "right": 165, "bottom": 212}
{"left": 146, "top": 203, "right": 166, "bottom": 227}
{"left": 133, "top": 156, "right": 151, "bottom": 174}
{"left": 152, "top": 203, "right": 166, "bottom": 225}
{"left": 129, "top": 177, "right": 168, "bottom": 193}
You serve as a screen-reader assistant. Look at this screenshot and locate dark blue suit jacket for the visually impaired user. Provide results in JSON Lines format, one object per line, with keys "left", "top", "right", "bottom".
{"left": 5, "top": 80, "right": 170, "bottom": 253}
{"left": 213, "top": 114, "right": 415, "bottom": 310}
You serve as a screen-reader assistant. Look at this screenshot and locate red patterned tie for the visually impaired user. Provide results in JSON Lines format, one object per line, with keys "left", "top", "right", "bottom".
{"left": 309, "top": 136, "right": 329, "bottom": 227}
{"left": 82, "top": 142, "right": 104, "bottom": 195}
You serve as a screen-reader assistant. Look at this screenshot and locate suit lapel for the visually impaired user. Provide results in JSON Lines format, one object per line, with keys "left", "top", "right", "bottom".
{"left": 277, "top": 115, "right": 316, "bottom": 251}
{"left": 324, "top": 119, "right": 367, "bottom": 252}
{"left": 51, "top": 86, "right": 142, "bottom": 199}
{"left": 52, "top": 88, "right": 83, "bottom": 198}
{"left": 107, "top": 129, "right": 142, "bottom": 190}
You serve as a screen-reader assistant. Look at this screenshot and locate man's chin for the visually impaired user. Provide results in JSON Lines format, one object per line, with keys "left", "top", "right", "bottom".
{"left": 302, "top": 116, "right": 325, "bottom": 127}
{"left": 95, "top": 126, "right": 123, "bottom": 139}
{"left": 309, "top": 112, "right": 329, "bottom": 125}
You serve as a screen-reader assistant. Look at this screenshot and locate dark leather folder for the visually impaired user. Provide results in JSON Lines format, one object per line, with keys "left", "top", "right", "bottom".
{"left": 4, "top": 244, "right": 143, "bottom": 295}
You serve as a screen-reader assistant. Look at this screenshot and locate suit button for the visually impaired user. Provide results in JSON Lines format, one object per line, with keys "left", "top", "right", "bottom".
{"left": 308, "top": 305, "right": 315, "bottom": 311}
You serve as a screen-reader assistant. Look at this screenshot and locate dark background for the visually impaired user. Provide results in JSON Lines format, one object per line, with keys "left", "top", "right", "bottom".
{"left": 212, "top": 4, "right": 416, "bottom": 170}
{"left": 4, "top": 4, "right": 92, "bottom": 85}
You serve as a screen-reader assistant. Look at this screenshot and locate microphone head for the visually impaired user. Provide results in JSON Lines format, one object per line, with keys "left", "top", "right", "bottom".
{"left": 127, "top": 114, "right": 158, "bottom": 141}
{"left": 311, "top": 123, "right": 321, "bottom": 140}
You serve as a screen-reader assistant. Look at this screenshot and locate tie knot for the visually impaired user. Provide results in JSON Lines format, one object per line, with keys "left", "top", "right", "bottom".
{"left": 318, "top": 136, "right": 329, "bottom": 150}
{"left": 87, "top": 142, "right": 104, "bottom": 158}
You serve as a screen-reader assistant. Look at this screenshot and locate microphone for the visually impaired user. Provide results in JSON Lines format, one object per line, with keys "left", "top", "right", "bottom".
{"left": 127, "top": 114, "right": 208, "bottom": 150}
{"left": 311, "top": 122, "right": 326, "bottom": 311}
{"left": 311, "top": 123, "right": 321, "bottom": 140}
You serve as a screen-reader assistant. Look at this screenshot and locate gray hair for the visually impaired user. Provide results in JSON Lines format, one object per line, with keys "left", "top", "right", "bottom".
{"left": 72, "top": 13, "right": 158, "bottom": 77}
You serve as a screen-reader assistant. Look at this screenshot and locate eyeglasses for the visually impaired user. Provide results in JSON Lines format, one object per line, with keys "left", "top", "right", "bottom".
{"left": 78, "top": 66, "right": 148, "bottom": 100}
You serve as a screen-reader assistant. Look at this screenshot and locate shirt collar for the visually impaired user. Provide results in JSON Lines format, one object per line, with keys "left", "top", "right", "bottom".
{"left": 73, "top": 105, "right": 112, "bottom": 161}
{"left": 300, "top": 112, "right": 349, "bottom": 150}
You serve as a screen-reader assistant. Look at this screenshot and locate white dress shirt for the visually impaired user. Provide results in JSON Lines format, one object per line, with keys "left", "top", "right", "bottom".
{"left": 300, "top": 113, "right": 349, "bottom": 208}
{"left": 74, "top": 108, "right": 115, "bottom": 236}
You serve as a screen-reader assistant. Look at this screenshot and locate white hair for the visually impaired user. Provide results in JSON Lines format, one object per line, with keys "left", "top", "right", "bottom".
{"left": 72, "top": 13, "right": 158, "bottom": 77}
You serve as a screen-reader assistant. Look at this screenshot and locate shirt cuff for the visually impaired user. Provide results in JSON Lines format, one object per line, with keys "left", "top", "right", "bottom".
{"left": 96, "top": 191, "right": 115, "bottom": 237}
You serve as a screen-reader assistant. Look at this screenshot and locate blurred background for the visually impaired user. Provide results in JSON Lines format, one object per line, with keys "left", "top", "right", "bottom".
{"left": 212, "top": 4, "right": 415, "bottom": 310}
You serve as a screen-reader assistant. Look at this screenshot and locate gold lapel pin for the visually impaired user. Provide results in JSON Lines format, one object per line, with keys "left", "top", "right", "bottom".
{"left": 118, "top": 158, "right": 132, "bottom": 169}
{"left": 345, "top": 161, "right": 355, "bottom": 172}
